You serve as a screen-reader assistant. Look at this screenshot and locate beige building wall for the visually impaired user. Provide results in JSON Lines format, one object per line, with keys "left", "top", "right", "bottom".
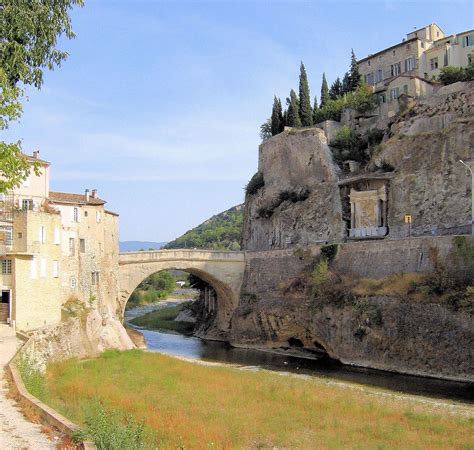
{"left": 11, "top": 210, "right": 63, "bottom": 330}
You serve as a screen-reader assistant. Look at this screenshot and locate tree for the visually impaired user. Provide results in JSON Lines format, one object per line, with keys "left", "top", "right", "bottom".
{"left": 298, "top": 62, "right": 313, "bottom": 127}
{"left": 0, "top": 0, "right": 83, "bottom": 193}
{"left": 320, "top": 73, "right": 329, "bottom": 108}
{"left": 312, "top": 95, "right": 320, "bottom": 124}
{"left": 342, "top": 72, "right": 351, "bottom": 94}
{"left": 260, "top": 119, "right": 272, "bottom": 142}
{"left": 329, "top": 77, "right": 343, "bottom": 100}
{"left": 271, "top": 96, "right": 284, "bottom": 136}
{"left": 347, "top": 49, "right": 361, "bottom": 92}
{"left": 286, "top": 90, "right": 301, "bottom": 127}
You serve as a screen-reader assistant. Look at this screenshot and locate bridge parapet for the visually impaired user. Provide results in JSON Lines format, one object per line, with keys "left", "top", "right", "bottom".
{"left": 119, "top": 249, "right": 245, "bottom": 265}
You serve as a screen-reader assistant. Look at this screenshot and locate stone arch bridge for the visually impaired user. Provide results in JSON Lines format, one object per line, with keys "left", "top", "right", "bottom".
{"left": 118, "top": 249, "right": 246, "bottom": 337}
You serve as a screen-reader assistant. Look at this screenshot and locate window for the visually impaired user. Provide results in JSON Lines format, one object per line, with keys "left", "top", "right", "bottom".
{"left": 40, "top": 257, "right": 46, "bottom": 278}
{"left": 84, "top": 211, "right": 88, "bottom": 217}
{"left": 462, "top": 34, "right": 474, "bottom": 47}
{"left": 430, "top": 57, "right": 438, "bottom": 70}
{"left": 39, "top": 225, "right": 45, "bottom": 244}
{"left": 53, "top": 260, "right": 59, "bottom": 278}
{"left": 468, "top": 54, "right": 473, "bottom": 66}
{"left": 30, "top": 257, "right": 37, "bottom": 279}
{"left": 69, "top": 238, "right": 75, "bottom": 256}
{"left": 378, "top": 93, "right": 386, "bottom": 104}
{"left": 364, "top": 72, "right": 374, "bottom": 85}
{"left": 73, "top": 207, "right": 79, "bottom": 222}
{"left": 367, "top": 60, "right": 371, "bottom": 66}
{"left": 17, "top": 232, "right": 22, "bottom": 239}
{"left": 96, "top": 211, "right": 101, "bottom": 223}
{"left": 375, "top": 69, "right": 383, "bottom": 83}
{"left": 421, "top": 41, "right": 425, "bottom": 49}
{"left": 392, "top": 50, "right": 396, "bottom": 56}
{"left": 390, "top": 87, "right": 400, "bottom": 101}
{"left": 80, "top": 239, "right": 85, "bottom": 253}
{"left": 1, "top": 259, "right": 12, "bottom": 275}
{"left": 391, "top": 62, "right": 401, "bottom": 76}
{"left": 54, "top": 227, "right": 60, "bottom": 245}
{"left": 403, "top": 84, "right": 408, "bottom": 95}
{"left": 70, "top": 277, "right": 76, "bottom": 289}
{"left": 404, "top": 57, "right": 416, "bottom": 72}
{"left": 91, "top": 271, "right": 100, "bottom": 286}
{"left": 22, "top": 199, "right": 33, "bottom": 211}
{"left": 444, "top": 52, "right": 448, "bottom": 67}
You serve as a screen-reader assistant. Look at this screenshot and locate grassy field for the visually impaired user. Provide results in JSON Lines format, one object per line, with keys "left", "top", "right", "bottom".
{"left": 36, "top": 350, "right": 473, "bottom": 449}
{"left": 129, "top": 304, "right": 194, "bottom": 334}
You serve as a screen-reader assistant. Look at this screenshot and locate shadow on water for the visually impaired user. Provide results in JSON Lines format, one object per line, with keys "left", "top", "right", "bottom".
{"left": 125, "top": 303, "right": 473, "bottom": 403}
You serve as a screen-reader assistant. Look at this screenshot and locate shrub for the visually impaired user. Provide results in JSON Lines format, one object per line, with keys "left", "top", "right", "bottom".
{"left": 17, "top": 354, "right": 47, "bottom": 399}
{"left": 367, "top": 128, "right": 385, "bottom": 146}
{"left": 76, "top": 402, "right": 146, "bottom": 450}
{"left": 320, "top": 243, "right": 338, "bottom": 264}
{"left": 378, "top": 160, "right": 395, "bottom": 172}
{"left": 330, "top": 126, "right": 365, "bottom": 163}
{"left": 438, "top": 65, "right": 474, "bottom": 85}
{"left": 311, "top": 260, "right": 329, "bottom": 286}
{"left": 245, "top": 172, "right": 265, "bottom": 196}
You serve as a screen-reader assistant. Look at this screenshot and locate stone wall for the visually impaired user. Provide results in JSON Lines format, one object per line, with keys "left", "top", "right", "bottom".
{"left": 229, "top": 236, "right": 474, "bottom": 381}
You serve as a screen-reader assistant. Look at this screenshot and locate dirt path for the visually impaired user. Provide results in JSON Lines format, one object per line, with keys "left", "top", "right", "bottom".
{"left": 0, "top": 325, "right": 55, "bottom": 450}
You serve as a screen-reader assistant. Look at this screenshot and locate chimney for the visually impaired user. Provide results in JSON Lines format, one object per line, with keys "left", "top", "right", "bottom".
{"left": 91, "top": 189, "right": 97, "bottom": 199}
{"left": 32, "top": 150, "right": 40, "bottom": 159}
{"left": 85, "top": 189, "right": 90, "bottom": 202}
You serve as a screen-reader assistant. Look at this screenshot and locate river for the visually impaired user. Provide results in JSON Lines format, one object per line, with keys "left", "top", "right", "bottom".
{"left": 125, "top": 300, "right": 473, "bottom": 403}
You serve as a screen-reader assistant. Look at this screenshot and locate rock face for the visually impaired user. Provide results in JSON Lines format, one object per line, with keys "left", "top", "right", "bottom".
{"left": 242, "top": 128, "right": 345, "bottom": 251}
{"left": 230, "top": 238, "right": 474, "bottom": 381}
{"left": 376, "top": 81, "right": 473, "bottom": 238}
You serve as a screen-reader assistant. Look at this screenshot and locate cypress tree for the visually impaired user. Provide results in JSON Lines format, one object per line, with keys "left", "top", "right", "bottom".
{"left": 298, "top": 62, "right": 313, "bottom": 126}
{"left": 348, "top": 49, "right": 361, "bottom": 92}
{"left": 320, "top": 73, "right": 329, "bottom": 108}
{"left": 329, "top": 77, "right": 343, "bottom": 100}
{"left": 278, "top": 98, "right": 285, "bottom": 132}
{"left": 312, "top": 95, "right": 319, "bottom": 124}
{"left": 286, "top": 89, "right": 301, "bottom": 127}
{"left": 270, "top": 96, "right": 283, "bottom": 136}
{"left": 342, "top": 72, "right": 350, "bottom": 94}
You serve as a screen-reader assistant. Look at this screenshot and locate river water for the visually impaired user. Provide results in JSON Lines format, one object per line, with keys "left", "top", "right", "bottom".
{"left": 125, "top": 301, "right": 473, "bottom": 403}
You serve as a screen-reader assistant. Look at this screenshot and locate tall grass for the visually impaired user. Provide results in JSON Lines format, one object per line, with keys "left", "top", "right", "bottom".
{"left": 40, "top": 350, "right": 473, "bottom": 449}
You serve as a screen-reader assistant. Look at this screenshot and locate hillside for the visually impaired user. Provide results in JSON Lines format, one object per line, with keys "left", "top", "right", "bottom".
{"left": 164, "top": 205, "right": 244, "bottom": 251}
{"left": 119, "top": 241, "right": 167, "bottom": 252}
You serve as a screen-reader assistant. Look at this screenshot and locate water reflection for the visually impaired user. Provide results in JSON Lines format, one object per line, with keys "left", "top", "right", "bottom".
{"left": 125, "top": 303, "right": 473, "bottom": 403}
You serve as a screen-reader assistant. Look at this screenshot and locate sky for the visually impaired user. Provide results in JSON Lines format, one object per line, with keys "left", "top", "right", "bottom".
{"left": 4, "top": 0, "right": 473, "bottom": 241}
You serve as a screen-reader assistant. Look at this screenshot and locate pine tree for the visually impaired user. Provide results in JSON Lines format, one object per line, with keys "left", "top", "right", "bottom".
{"left": 348, "top": 49, "right": 361, "bottom": 92}
{"left": 286, "top": 89, "right": 301, "bottom": 127}
{"left": 342, "top": 72, "right": 350, "bottom": 94}
{"left": 270, "top": 96, "right": 283, "bottom": 136}
{"left": 320, "top": 73, "right": 329, "bottom": 108}
{"left": 312, "top": 95, "right": 319, "bottom": 124}
{"left": 298, "top": 62, "right": 313, "bottom": 127}
{"left": 329, "top": 77, "right": 343, "bottom": 100}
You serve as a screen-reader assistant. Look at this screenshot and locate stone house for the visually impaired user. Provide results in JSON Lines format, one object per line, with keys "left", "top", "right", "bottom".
{"left": 0, "top": 152, "right": 120, "bottom": 330}
{"left": 358, "top": 23, "right": 473, "bottom": 104}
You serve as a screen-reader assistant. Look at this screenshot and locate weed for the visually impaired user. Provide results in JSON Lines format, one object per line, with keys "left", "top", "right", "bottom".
{"left": 245, "top": 172, "right": 265, "bottom": 196}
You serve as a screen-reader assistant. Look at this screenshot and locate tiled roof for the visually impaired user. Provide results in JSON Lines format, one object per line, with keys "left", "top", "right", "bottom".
{"left": 105, "top": 209, "right": 119, "bottom": 217}
{"left": 49, "top": 191, "right": 106, "bottom": 206}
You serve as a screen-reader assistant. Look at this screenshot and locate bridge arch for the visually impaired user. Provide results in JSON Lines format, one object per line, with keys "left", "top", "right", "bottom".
{"left": 118, "top": 250, "right": 246, "bottom": 339}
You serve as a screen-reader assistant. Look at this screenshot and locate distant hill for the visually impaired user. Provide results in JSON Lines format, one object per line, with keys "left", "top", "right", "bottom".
{"left": 164, "top": 205, "right": 244, "bottom": 251}
{"left": 119, "top": 241, "right": 167, "bottom": 252}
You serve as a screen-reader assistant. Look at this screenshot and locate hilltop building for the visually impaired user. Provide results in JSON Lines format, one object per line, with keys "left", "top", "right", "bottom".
{"left": 358, "top": 23, "right": 474, "bottom": 104}
{"left": 0, "top": 152, "right": 119, "bottom": 330}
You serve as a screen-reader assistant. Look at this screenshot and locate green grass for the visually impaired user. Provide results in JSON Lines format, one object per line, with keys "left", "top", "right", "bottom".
{"left": 129, "top": 304, "right": 194, "bottom": 334}
{"left": 35, "top": 350, "right": 473, "bottom": 449}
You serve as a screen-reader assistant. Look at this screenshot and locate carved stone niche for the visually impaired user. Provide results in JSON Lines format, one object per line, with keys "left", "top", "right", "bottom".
{"left": 338, "top": 174, "right": 392, "bottom": 240}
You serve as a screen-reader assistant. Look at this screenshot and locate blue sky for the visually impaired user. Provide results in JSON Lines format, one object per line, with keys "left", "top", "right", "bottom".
{"left": 4, "top": 0, "right": 473, "bottom": 241}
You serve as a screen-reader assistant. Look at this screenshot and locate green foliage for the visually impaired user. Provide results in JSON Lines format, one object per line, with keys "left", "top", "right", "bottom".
{"left": 329, "top": 77, "right": 343, "bottom": 100}
{"left": 17, "top": 354, "right": 47, "bottom": 399}
{"left": 129, "top": 304, "right": 194, "bottom": 334}
{"left": 271, "top": 96, "right": 284, "bottom": 136}
{"left": 353, "top": 297, "right": 383, "bottom": 327}
{"left": 348, "top": 83, "right": 377, "bottom": 113}
{"left": 0, "top": 0, "right": 82, "bottom": 191}
{"left": 286, "top": 89, "right": 301, "bottom": 127}
{"left": 0, "top": 0, "right": 83, "bottom": 89}
{"left": 330, "top": 126, "right": 366, "bottom": 163}
{"left": 61, "top": 297, "right": 87, "bottom": 320}
{"left": 347, "top": 49, "right": 362, "bottom": 92}
{"left": 312, "top": 95, "right": 319, "bottom": 124}
{"left": 259, "top": 118, "right": 272, "bottom": 142}
{"left": 79, "top": 402, "right": 146, "bottom": 450}
{"left": 320, "top": 243, "right": 338, "bottom": 264}
{"left": 298, "top": 62, "right": 313, "bottom": 127}
{"left": 320, "top": 73, "right": 329, "bottom": 108}
{"left": 127, "top": 271, "right": 177, "bottom": 308}
{"left": 246, "top": 172, "right": 265, "bottom": 196}
{"left": 438, "top": 65, "right": 474, "bottom": 85}
{"left": 311, "top": 260, "right": 329, "bottom": 286}
{"left": 164, "top": 205, "right": 243, "bottom": 251}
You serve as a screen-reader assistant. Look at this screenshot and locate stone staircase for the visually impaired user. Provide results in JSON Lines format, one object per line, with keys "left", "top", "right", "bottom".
{"left": 0, "top": 303, "right": 8, "bottom": 323}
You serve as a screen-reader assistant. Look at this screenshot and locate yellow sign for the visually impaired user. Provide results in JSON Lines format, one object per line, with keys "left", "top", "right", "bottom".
{"left": 404, "top": 215, "right": 412, "bottom": 224}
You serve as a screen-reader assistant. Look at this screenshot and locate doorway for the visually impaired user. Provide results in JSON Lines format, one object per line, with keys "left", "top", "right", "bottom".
{"left": 0, "top": 290, "right": 10, "bottom": 322}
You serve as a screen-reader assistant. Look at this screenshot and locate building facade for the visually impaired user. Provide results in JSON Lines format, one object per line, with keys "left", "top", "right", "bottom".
{"left": 358, "top": 24, "right": 474, "bottom": 103}
{"left": 0, "top": 152, "right": 120, "bottom": 330}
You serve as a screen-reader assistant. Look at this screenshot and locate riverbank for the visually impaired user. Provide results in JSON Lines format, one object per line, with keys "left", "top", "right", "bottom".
{"left": 129, "top": 303, "right": 194, "bottom": 334}
{"left": 30, "top": 349, "right": 473, "bottom": 448}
